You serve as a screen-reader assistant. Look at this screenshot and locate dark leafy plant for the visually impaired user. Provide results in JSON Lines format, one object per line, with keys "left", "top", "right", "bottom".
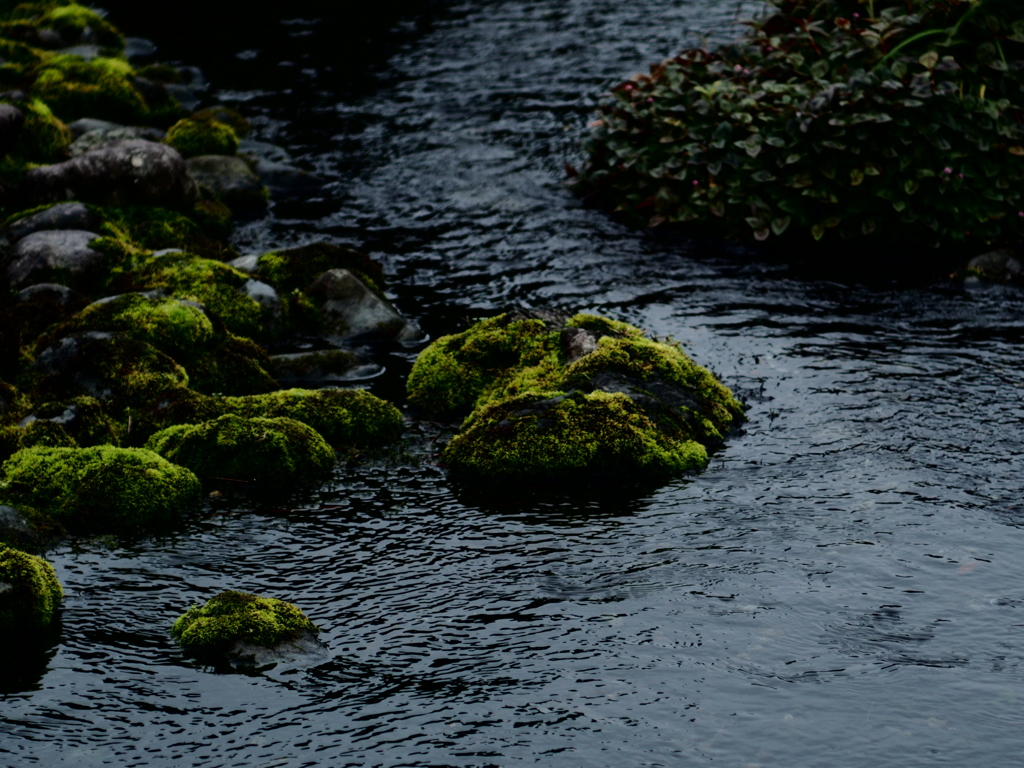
{"left": 572, "top": 0, "right": 1024, "bottom": 247}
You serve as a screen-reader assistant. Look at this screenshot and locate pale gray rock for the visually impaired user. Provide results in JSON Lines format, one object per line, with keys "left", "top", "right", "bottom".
{"left": 306, "top": 268, "right": 423, "bottom": 343}
{"left": 228, "top": 254, "right": 259, "bottom": 273}
{"left": 6, "top": 203, "right": 100, "bottom": 243}
{"left": 69, "top": 126, "right": 164, "bottom": 156}
{"left": 7, "top": 230, "right": 105, "bottom": 291}
{"left": 225, "top": 629, "right": 329, "bottom": 670}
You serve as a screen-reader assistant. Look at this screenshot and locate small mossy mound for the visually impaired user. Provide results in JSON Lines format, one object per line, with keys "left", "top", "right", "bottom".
{"left": 0, "top": 545, "right": 62, "bottom": 633}
{"left": 444, "top": 390, "right": 710, "bottom": 482}
{"left": 23, "top": 396, "right": 121, "bottom": 447}
{"left": 4, "top": 97, "right": 71, "bottom": 164}
{"left": 0, "top": 445, "right": 201, "bottom": 534}
{"left": 123, "top": 253, "right": 263, "bottom": 339}
{"left": 99, "top": 205, "right": 233, "bottom": 258}
{"left": 146, "top": 414, "right": 334, "bottom": 486}
{"left": 171, "top": 590, "right": 318, "bottom": 656}
{"left": 30, "top": 55, "right": 147, "bottom": 124}
{"left": 136, "top": 387, "right": 403, "bottom": 448}
{"left": 165, "top": 116, "right": 238, "bottom": 158}
{"left": 408, "top": 311, "right": 744, "bottom": 484}
{"left": 0, "top": 2, "right": 124, "bottom": 50}
{"left": 0, "top": 418, "right": 76, "bottom": 463}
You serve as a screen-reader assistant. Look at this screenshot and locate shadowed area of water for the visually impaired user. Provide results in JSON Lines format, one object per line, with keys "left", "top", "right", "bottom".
{"left": 3, "top": 1, "right": 1024, "bottom": 765}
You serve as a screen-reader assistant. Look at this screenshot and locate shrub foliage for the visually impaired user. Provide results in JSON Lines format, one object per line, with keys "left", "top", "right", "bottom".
{"left": 573, "top": 0, "right": 1024, "bottom": 247}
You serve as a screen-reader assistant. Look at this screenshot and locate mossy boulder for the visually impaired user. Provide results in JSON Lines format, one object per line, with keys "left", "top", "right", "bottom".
{"left": 165, "top": 115, "right": 238, "bottom": 158}
{"left": 15, "top": 396, "right": 121, "bottom": 448}
{"left": 171, "top": 590, "right": 320, "bottom": 661}
{"left": 3, "top": 97, "right": 71, "bottom": 164}
{"left": 408, "top": 311, "right": 744, "bottom": 483}
{"left": 146, "top": 414, "right": 334, "bottom": 486}
{"left": 0, "top": 445, "right": 201, "bottom": 534}
{"left": 0, "top": 546, "right": 62, "bottom": 634}
{"left": 136, "top": 386, "right": 403, "bottom": 448}
{"left": 0, "top": 2, "right": 124, "bottom": 50}
{"left": 254, "top": 243, "right": 386, "bottom": 296}
{"left": 0, "top": 418, "right": 76, "bottom": 463}
{"left": 30, "top": 55, "right": 147, "bottom": 124}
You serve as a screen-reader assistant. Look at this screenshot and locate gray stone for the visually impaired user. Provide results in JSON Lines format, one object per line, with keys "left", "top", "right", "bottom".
{"left": 561, "top": 327, "right": 600, "bottom": 365}
{"left": 68, "top": 126, "right": 164, "bottom": 157}
{"left": 226, "top": 629, "right": 329, "bottom": 670}
{"left": 55, "top": 44, "right": 101, "bottom": 60}
{"left": 67, "top": 118, "right": 122, "bottom": 138}
{"left": 967, "top": 249, "right": 1023, "bottom": 283}
{"left": 306, "top": 268, "right": 423, "bottom": 343}
{"left": 0, "top": 103, "right": 24, "bottom": 156}
{"left": 228, "top": 254, "right": 259, "bottom": 273}
{"left": 186, "top": 155, "right": 266, "bottom": 216}
{"left": 6, "top": 230, "right": 105, "bottom": 291}
{"left": 237, "top": 139, "right": 292, "bottom": 164}
{"left": 269, "top": 349, "right": 382, "bottom": 386}
{"left": 251, "top": 158, "right": 324, "bottom": 198}
{"left": 15, "top": 282, "right": 82, "bottom": 306}
{"left": 20, "top": 140, "right": 198, "bottom": 209}
{"left": 124, "top": 37, "right": 157, "bottom": 61}
{"left": 6, "top": 203, "right": 100, "bottom": 243}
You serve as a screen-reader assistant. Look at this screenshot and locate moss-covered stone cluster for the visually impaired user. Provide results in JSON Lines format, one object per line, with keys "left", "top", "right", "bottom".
{"left": 0, "top": 2, "right": 407, "bottom": 549}
{"left": 0, "top": 544, "right": 62, "bottom": 633}
{"left": 408, "top": 311, "right": 744, "bottom": 483}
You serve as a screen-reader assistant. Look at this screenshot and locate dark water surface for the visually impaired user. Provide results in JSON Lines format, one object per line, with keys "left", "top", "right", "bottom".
{"left": 4, "top": 1, "right": 1024, "bottom": 765}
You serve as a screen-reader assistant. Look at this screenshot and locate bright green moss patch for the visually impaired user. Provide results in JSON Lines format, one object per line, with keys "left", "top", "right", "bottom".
{"left": 0, "top": 545, "right": 62, "bottom": 633}
{"left": 124, "top": 254, "right": 263, "bottom": 338}
{"left": 0, "top": 419, "right": 76, "bottom": 463}
{"left": 6, "top": 97, "right": 71, "bottom": 163}
{"left": 165, "top": 116, "right": 239, "bottom": 159}
{"left": 0, "top": 445, "right": 201, "bottom": 534}
{"left": 171, "top": 590, "right": 318, "bottom": 655}
{"left": 146, "top": 413, "right": 334, "bottom": 486}
{"left": 31, "top": 54, "right": 147, "bottom": 124}
{"left": 43, "top": 4, "right": 124, "bottom": 49}
{"left": 27, "top": 396, "right": 122, "bottom": 447}
{"left": 444, "top": 390, "right": 709, "bottom": 483}
{"left": 409, "top": 311, "right": 744, "bottom": 485}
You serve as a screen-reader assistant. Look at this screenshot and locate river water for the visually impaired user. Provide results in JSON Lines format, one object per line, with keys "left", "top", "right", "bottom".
{"left": 3, "top": 1, "right": 1024, "bottom": 765}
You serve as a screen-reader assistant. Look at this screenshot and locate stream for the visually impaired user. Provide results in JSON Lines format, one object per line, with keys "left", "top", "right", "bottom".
{"left": 3, "top": 1, "right": 1024, "bottom": 765}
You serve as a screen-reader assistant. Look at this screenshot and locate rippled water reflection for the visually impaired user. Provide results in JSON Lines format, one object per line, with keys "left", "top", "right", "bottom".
{"left": 3, "top": 0, "right": 1024, "bottom": 765}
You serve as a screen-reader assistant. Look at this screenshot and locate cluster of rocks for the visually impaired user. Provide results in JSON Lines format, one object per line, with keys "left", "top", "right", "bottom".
{"left": 0, "top": 2, "right": 745, "bottom": 668}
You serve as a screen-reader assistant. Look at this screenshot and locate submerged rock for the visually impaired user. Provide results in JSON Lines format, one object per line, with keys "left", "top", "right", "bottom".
{"left": 407, "top": 311, "right": 744, "bottom": 484}
{"left": 269, "top": 349, "right": 382, "bottom": 386}
{"left": 20, "top": 139, "right": 198, "bottom": 209}
{"left": 0, "top": 546, "right": 62, "bottom": 634}
{"left": 6, "top": 229, "right": 106, "bottom": 291}
{"left": 0, "top": 445, "right": 201, "bottom": 534}
{"left": 171, "top": 590, "right": 325, "bottom": 668}
{"left": 146, "top": 414, "right": 335, "bottom": 486}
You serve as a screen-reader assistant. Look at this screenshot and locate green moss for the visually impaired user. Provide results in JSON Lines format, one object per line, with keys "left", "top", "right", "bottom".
{"left": 171, "top": 590, "right": 317, "bottom": 655}
{"left": 40, "top": 294, "right": 216, "bottom": 361}
{"left": 0, "top": 419, "right": 76, "bottom": 463}
{"left": 29, "top": 333, "right": 190, "bottom": 412}
{"left": 0, "top": 445, "right": 201, "bottom": 534}
{"left": 146, "top": 413, "right": 334, "bottom": 486}
{"left": 29, "top": 396, "right": 121, "bottom": 447}
{"left": 4, "top": 97, "right": 71, "bottom": 164}
{"left": 165, "top": 116, "right": 238, "bottom": 159}
{"left": 191, "top": 106, "right": 249, "bottom": 138}
{"left": 255, "top": 243, "right": 386, "bottom": 296}
{"left": 125, "top": 253, "right": 263, "bottom": 338}
{"left": 409, "top": 312, "right": 744, "bottom": 484}
{"left": 44, "top": 4, "right": 124, "bottom": 49}
{"left": 0, "top": 545, "right": 62, "bottom": 632}
{"left": 444, "top": 390, "right": 709, "bottom": 483}
{"left": 31, "top": 54, "right": 147, "bottom": 124}
{"left": 187, "top": 346, "right": 277, "bottom": 397}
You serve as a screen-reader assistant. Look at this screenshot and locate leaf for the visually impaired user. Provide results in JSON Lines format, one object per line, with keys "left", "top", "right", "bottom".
{"left": 893, "top": 199, "right": 907, "bottom": 212}
{"left": 918, "top": 51, "right": 939, "bottom": 70}
{"left": 771, "top": 216, "right": 791, "bottom": 235}
{"left": 811, "top": 223, "right": 826, "bottom": 240}
{"left": 751, "top": 170, "right": 777, "bottom": 182}
{"left": 850, "top": 169, "right": 865, "bottom": 186}
{"left": 746, "top": 216, "right": 764, "bottom": 229}
{"left": 649, "top": 215, "right": 666, "bottom": 227}
{"left": 810, "top": 59, "right": 830, "bottom": 79}
{"left": 710, "top": 200, "right": 725, "bottom": 217}
{"left": 904, "top": 179, "right": 920, "bottom": 196}
{"left": 861, "top": 218, "right": 876, "bottom": 235}
{"left": 754, "top": 228, "right": 771, "bottom": 241}
{"left": 785, "top": 153, "right": 803, "bottom": 165}
{"left": 1009, "top": 146, "right": 1024, "bottom": 156}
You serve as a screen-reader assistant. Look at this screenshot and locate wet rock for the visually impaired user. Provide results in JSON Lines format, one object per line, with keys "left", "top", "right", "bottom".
{"left": 20, "top": 140, "right": 198, "bottom": 209}
{"left": 561, "top": 326, "right": 601, "bottom": 365}
{"left": 966, "top": 249, "right": 1022, "bottom": 283}
{"left": 307, "top": 269, "right": 422, "bottom": 343}
{"left": 0, "top": 104, "right": 25, "bottom": 157}
{"left": 124, "top": 37, "right": 157, "bottom": 61}
{"left": 6, "top": 230, "right": 106, "bottom": 291}
{"left": 186, "top": 155, "right": 266, "bottom": 217}
{"left": 68, "top": 125, "right": 164, "bottom": 157}
{"left": 228, "top": 254, "right": 259, "bottom": 273}
{"left": 0, "top": 506, "right": 46, "bottom": 551}
{"left": 5, "top": 203, "right": 101, "bottom": 243}
{"left": 67, "top": 117, "right": 121, "bottom": 138}
{"left": 171, "top": 590, "right": 326, "bottom": 669}
{"left": 56, "top": 43, "right": 101, "bottom": 59}
{"left": 269, "top": 349, "right": 382, "bottom": 386}
{"left": 249, "top": 158, "right": 324, "bottom": 198}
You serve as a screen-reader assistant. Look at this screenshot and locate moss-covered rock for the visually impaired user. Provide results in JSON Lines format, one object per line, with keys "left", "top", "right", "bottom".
{"left": 171, "top": 590, "right": 318, "bottom": 657}
{"left": 146, "top": 414, "right": 334, "bottom": 486}
{"left": 254, "top": 243, "right": 386, "bottom": 296}
{"left": 444, "top": 390, "right": 710, "bottom": 482}
{"left": 30, "top": 55, "right": 147, "bottom": 124}
{"left": 0, "top": 545, "right": 62, "bottom": 633}
{"left": 0, "top": 2, "right": 124, "bottom": 50}
{"left": 0, "top": 418, "right": 76, "bottom": 463}
{"left": 0, "top": 445, "right": 201, "bottom": 534}
{"left": 165, "top": 115, "right": 238, "bottom": 158}
{"left": 17, "top": 396, "right": 121, "bottom": 447}
{"left": 136, "top": 386, "right": 403, "bottom": 449}
{"left": 123, "top": 253, "right": 264, "bottom": 338}
{"left": 4, "top": 97, "right": 71, "bottom": 164}
{"left": 408, "top": 311, "right": 744, "bottom": 484}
